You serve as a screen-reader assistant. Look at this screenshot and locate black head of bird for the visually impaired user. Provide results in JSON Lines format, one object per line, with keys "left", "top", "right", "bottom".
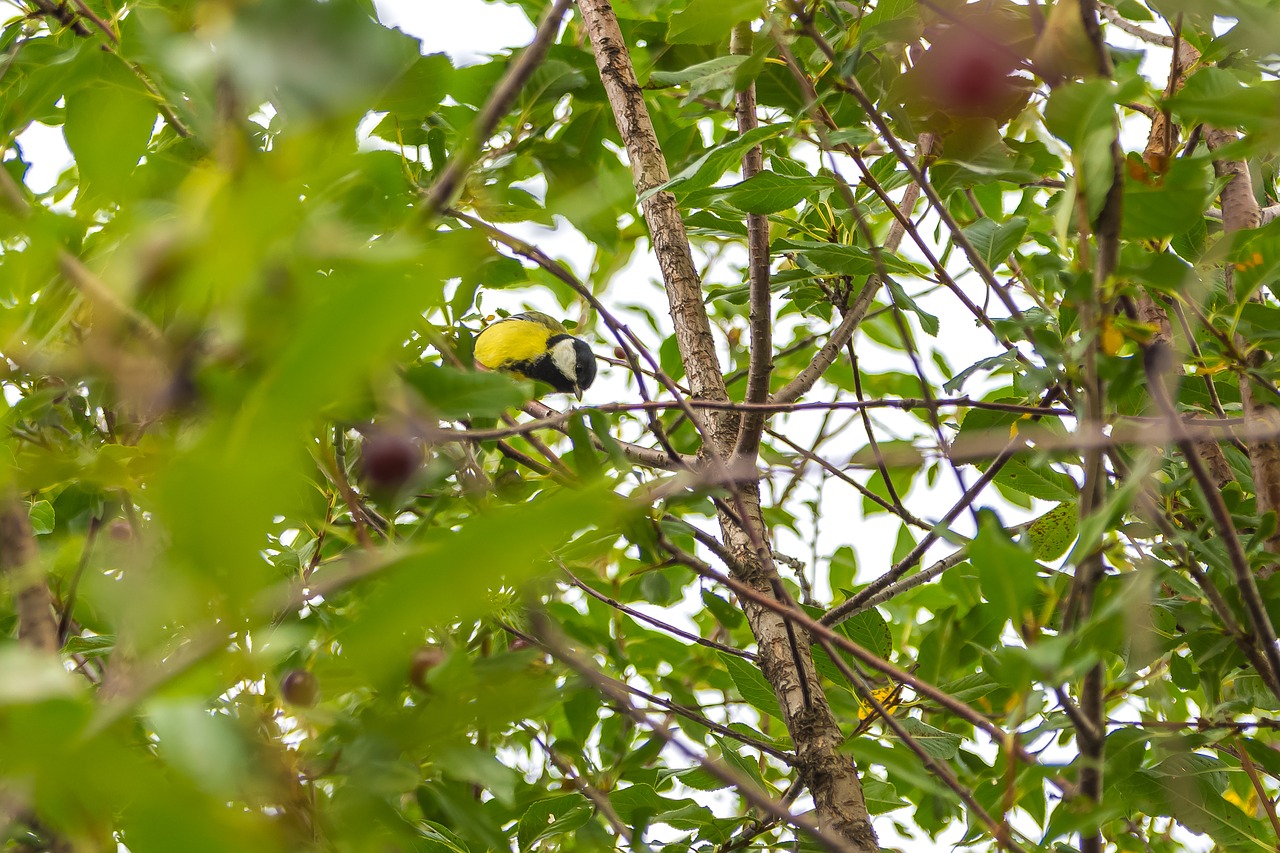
{"left": 473, "top": 311, "right": 597, "bottom": 401}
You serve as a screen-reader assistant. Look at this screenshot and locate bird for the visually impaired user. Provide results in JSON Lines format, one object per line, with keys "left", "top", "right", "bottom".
{"left": 473, "top": 311, "right": 597, "bottom": 401}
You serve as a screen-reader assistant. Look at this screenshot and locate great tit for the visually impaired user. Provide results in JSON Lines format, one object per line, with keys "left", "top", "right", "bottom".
{"left": 474, "top": 311, "right": 597, "bottom": 400}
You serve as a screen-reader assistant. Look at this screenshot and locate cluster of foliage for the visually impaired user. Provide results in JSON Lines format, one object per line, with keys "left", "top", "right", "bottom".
{"left": 3, "top": 0, "right": 1280, "bottom": 850}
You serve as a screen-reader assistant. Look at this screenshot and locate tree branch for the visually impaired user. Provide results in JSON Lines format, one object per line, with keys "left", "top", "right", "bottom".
{"left": 577, "top": 5, "right": 877, "bottom": 848}
{"left": 731, "top": 22, "right": 773, "bottom": 461}
{"left": 1070, "top": 6, "right": 1123, "bottom": 847}
{"left": 525, "top": 613, "right": 852, "bottom": 850}
{"left": 1205, "top": 127, "right": 1280, "bottom": 572}
{"left": 577, "top": 0, "right": 734, "bottom": 453}
{"left": 1100, "top": 4, "right": 1174, "bottom": 46}
{"left": 420, "top": 0, "right": 572, "bottom": 219}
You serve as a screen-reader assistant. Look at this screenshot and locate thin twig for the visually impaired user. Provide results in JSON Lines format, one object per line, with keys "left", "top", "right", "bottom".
{"left": 561, "top": 565, "right": 758, "bottom": 661}
{"left": 824, "top": 387, "right": 1063, "bottom": 628}
{"left": 524, "top": 726, "right": 634, "bottom": 842}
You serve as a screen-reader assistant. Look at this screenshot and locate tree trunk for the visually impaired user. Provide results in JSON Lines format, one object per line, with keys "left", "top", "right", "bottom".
{"left": 576, "top": 2, "right": 878, "bottom": 848}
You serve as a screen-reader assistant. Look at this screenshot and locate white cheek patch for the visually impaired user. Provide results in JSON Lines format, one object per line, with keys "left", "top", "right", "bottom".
{"left": 550, "top": 339, "right": 579, "bottom": 386}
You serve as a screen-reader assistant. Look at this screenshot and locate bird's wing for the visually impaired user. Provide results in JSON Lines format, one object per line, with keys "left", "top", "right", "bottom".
{"left": 474, "top": 318, "right": 555, "bottom": 369}
{"left": 509, "top": 311, "right": 566, "bottom": 333}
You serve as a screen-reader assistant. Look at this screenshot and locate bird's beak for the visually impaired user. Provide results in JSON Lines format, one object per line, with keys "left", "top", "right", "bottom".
{"left": 574, "top": 388, "right": 583, "bottom": 402}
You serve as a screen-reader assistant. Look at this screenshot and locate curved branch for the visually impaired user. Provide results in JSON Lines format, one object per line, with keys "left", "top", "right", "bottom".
{"left": 1100, "top": 4, "right": 1174, "bottom": 46}
{"left": 421, "top": 0, "right": 572, "bottom": 219}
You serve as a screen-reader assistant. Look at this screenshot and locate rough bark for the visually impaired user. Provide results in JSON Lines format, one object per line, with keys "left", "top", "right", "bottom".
{"left": 576, "top": 2, "right": 877, "bottom": 848}
{"left": 1186, "top": 417, "right": 1235, "bottom": 489}
{"left": 1205, "top": 127, "right": 1280, "bottom": 571}
{"left": 1141, "top": 41, "right": 1199, "bottom": 173}
{"left": 726, "top": 482, "right": 876, "bottom": 851}
{"left": 576, "top": 0, "right": 736, "bottom": 452}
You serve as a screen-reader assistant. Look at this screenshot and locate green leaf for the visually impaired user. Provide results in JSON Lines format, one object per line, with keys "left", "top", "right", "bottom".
{"left": 1044, "top": 79, "right": 1119, "bottom": 148}
{"left": 567, "top": 413, "right": 603, "bottom": 480}
{"left": 828, "top": 546, "right": 858, "bottom": 595}
{"left": 646, "top": 125, "right": 787, "bottom": 199}
{"left": 649, "top": 55, "right": 748, "bottom": 102}
{"left": 404, "top": 365, "right": 531, "bottom": 418}
{"left": 1170, "top": 67, "right": 1280, "bottom": 131}
{"left": 1102, "top": 726, "right": 1149, "bottom": 791}
{"left": 1044, "top": 79, "right": 1121, "bottom": 218}
{"left": 862, "top": 777, "right": 910, "bottom": 814}
{"left": 944, "top": 352, "right": 1022, "bottom": 394}
{"left": 885, "top": 278, "right": 940, "bottom": 337}
{"left": 702, "top": 589, "right": 744, "bottom": 629}
{"left": 64, "top": 55, "right": 156, "bottom": 200}
{"left": 930, "top": 119, "right": 1039, "bottom": 191}
{"left": 586, "top": 409, "right": 630, "bottom": 470}
{"left": 888, "top": 717, "right": 961, "bottom": 760}
{"left": 718, "top": 170, "right": 830, "bottom": 214}
{"left": 419, "top": 821, "right": 471, "bottom": 853}
{"left": 0, "top": 38, "right": 85, "bottom": 129}
{"left": 0, "top": 645, "right": 80, "bottom": 703}
{"left": 773, "top": 239, "right": 925, "bottom": 278}
{"left": 62, "top": 634, "right": 115, "bottom": 660}
{"left": 666, "top": 0, "right": 761, "bottom": 44}
{"left": 837, "top": 609, "right": 893, "bottom": 661}
{"left": 1112, "top": 0, "right": 1153, "bottom": 20}
{"left": 1121, "top": 157, "right": 1213, "bottom": 240}
{"left": 994, "top": 457, "right": 1079, "bottom": 503}
{"left": 218, "top": 0, "right": 421, "bottom": 120}
{"left": 962, "top": 217, "right": 1028, "bottom": 270}
{"left": 670, "top": 765, "right": 734, "bottom": 791}
{"left": 1023, "top": 502, "right": 1078, "bottom": 560}
{"left": 971, "top": 517, "right": 1039, "bottom": 622}
{"left": 27, "top": 499, "right": 54, "bottom": 535}
{"left": 718, "top": 651, "right": 780, "bottom": 721}
{"left": 713, "top": 735, "right": 769, "bottom": 793}
{"left": 609, "top": 783, "right": 699, "bottom": 823}
{"left": 517, "top": 794, "right": 592, "bottom": 851}
{"left": 1127, "top": 764, "right": 1272, "bottom": 852}
{"left": 376, "top": 52, "right": 454, "bottom": 114}
{"left": 146, "top": 698, "right": 251, "bottom": 797}
{"left": 1156, "top": 753, "right": 1229, "bottom": 795}
{"left": 435, "top": 745, "right": 520, "bottom": 806}
{"left": 340, "top": 486, "right": 623, "bottom": 682}
{"left": 1239, "top": 302, "right": 1280, "bottom": 343}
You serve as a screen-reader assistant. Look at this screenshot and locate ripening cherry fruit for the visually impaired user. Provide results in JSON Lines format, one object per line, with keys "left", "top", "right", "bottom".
{"left": 360, "top": 429, "right": 421, "bottom": 492}
{"left": 281, "top": 669, "right": 320, "bottom": 707}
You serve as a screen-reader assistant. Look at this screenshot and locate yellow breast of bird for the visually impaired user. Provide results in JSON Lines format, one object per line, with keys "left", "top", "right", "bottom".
{"left": 474, "top": 319, "right": 554, "bottom": 372}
